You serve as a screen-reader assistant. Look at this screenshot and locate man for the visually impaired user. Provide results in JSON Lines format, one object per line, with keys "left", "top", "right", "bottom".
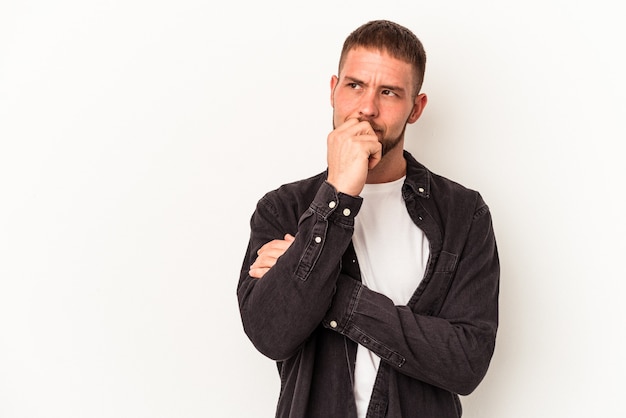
{"left": 237, "top": 20, "right": 499, "bottom": 418}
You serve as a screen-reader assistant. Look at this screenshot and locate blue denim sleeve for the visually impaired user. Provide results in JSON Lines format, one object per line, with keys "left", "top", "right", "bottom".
{"left": 322, "top": 202, "right": 499, "bottom": 396}
{"left": 238, "top": 181, "right": 363, "bottom": 361}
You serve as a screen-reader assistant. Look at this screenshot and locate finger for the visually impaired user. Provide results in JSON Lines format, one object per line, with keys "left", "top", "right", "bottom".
{"left": 257, "top": 241, "right": 285, "bottom": 255}
{"left": 368, "top": 145, "right": 382, "bottom": 169}
{"left": 333, "top": 117, "right": 361, "bottom": 133}
{"left": 257, "top": 236, "right": 295, "bottom": 255}
{"left": 335, "top": 118, "right": 375, "bottom": 137}
{"left": 260, "top": 235, "right": 294, "bottom": 249}
{"left": 257, "top": 245, "right": 291, "bottom": 261}
{"left": 249, "top": 267, "right": 269, "bottom": 279}
{"left": 355, "top": 120, "right": 376, "bottom": 136}
{"left": 250, "top": 260, "right": 276, "bottom": 276}
{"left": 251, "top": 250, "right": 279, "bottom": 268}
{"left": 253, "top": 239, "right": 294, "bottom": 266}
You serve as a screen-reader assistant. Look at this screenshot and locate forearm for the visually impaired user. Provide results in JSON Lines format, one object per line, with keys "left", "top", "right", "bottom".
{"left": 323, "top": 275, "right": 497, "bottom": 395}
{"left": 237, "top": 181, "right": 362, "bottom": 360}
{"left": 323, "top": 207, "right": 500, "bottom": 395}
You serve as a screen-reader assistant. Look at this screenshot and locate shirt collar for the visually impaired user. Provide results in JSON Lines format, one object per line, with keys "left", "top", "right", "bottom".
{"left": 402, "top": 150, "right": 431, "bottom": 199}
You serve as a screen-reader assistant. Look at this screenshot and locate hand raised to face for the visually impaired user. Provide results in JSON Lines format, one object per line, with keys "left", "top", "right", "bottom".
{"left": 326, "top": 118, "right": 382, "bottom": 197}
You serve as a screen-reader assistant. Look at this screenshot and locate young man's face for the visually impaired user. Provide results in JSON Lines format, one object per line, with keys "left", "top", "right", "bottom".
{"left": 330, "top": 47, "right": 426, "bottom": 156}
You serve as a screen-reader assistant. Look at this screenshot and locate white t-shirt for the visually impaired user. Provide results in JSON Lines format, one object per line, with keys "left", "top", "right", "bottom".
{"left": 351, "top": 177, "right": 429, "bottom": 417}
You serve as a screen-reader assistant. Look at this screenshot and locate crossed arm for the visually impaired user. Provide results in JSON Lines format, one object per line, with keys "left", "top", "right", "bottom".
{"left": 238, "top": 119, "right": 498, "bottom": 395}
{"left": 239, "top": 193, "right": 499, "bottom": 395}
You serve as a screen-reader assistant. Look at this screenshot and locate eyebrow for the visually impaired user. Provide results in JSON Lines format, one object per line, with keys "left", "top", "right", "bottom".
{"left": 344, "top": 76, "right": 406, "bottom": 94}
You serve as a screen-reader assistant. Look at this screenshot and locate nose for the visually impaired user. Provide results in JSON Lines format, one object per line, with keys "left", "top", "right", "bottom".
{"left": 358, "top": 90, "right": 379, "bottom": 119}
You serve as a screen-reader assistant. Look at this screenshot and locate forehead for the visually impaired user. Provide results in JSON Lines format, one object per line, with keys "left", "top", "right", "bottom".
{"left": 340, "top": 47, "right": 415, "bottom": 87}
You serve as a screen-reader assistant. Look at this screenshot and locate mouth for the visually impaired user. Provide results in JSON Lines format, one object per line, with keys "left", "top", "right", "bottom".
{"left": 372, "top": 128, "right": 384, "bottom": 140}
{"left": 362, "top": 121, "right": 383, "bottom": 135}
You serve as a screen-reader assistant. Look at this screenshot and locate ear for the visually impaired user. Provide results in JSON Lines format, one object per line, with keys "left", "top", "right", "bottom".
{"left": 407, "top": 93, "right": 428, "bottom": 124}
{"left": 330, "top": 75, "right": 338, "bottom": 108}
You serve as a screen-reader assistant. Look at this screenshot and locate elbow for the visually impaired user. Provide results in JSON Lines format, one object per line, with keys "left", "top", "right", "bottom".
{"left": 241, "top": 319, "right": 301, "bottom": 361}
{"left": 238, "top": 291, "right": 304, "bottom": 361}
{"left": 453, "top": 371, "right": 486, "bottom": 396}
{"left": 451, "top": 343, "right": 496, "bottom": 396}
{"left": 442, "top": 358, "right": 491, "bottom": 396}
{"left": 448, "top": 318, "right": 498, "bottom": 395}
{"left": 252, "top": 342, "right": 299, "bottom": 362}
{"left": 434, "top": 328, "right": 496, "bottom": 395}
{"left": 237, "top": 279, "right": 297, "bottom": 360}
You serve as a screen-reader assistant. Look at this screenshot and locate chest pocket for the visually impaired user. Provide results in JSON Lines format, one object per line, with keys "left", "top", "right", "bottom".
{"left": 411, "top": 250, "right": 458, "bottom": 315}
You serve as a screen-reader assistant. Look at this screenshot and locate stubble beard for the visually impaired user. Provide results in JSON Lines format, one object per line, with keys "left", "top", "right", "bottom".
{"left": 332, "top": 115, "right": 408, "bottom": 158}
{"left": 379, "top": 124, "right": 406, "bottom": 157}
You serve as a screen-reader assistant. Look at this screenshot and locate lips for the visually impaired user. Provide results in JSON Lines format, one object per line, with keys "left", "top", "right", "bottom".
{"left": 365, "top": 121, "right": 384, "bottom": 136}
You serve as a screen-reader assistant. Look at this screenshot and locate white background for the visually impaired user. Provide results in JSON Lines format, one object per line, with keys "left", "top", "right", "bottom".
{"left": 1, "top": 1, "right": 624, "bottom": 417}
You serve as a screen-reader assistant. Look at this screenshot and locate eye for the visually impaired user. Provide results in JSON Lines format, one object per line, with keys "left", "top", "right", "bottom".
{"left": 347, "top": 82, "right": 361, "bottom": 89}
{"left": 381, "top": 89, "right": 397, "bottom": 97}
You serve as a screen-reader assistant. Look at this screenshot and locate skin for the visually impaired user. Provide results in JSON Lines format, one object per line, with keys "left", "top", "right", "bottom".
{"left": 249, "top": 47, "right": 428, "bottom": 279}
{"left": 249, "top": 233, "right": 295, "bottom": 279}
{"left": 328, "top": 47, "right": 427, "bottom": 196}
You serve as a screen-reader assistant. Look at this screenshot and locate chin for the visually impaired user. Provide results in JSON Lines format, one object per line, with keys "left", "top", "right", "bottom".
{"left": 380, "top": 138, "right": 402, "bottom": 157}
